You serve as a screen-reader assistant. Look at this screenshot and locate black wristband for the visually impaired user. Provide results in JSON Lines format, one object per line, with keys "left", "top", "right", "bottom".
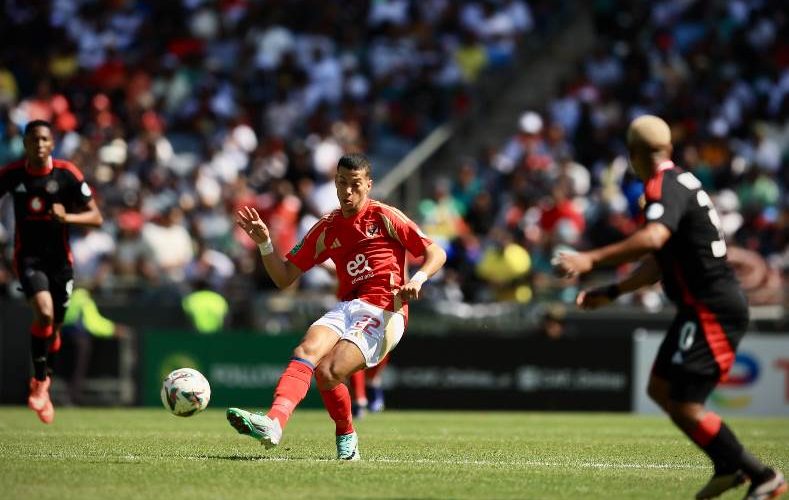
{"left": 604, "top": 284, "right": 621, "bottom": 300}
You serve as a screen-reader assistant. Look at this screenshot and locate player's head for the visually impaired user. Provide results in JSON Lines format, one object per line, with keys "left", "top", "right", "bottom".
{"left": 23, "top": 120, "right": 55, "bottom": 166}
{"left": 335, "top": 153, "right": 373, "bottom": 215}
{"left": 626, "top": 115, "right": 672, "bottom": 181}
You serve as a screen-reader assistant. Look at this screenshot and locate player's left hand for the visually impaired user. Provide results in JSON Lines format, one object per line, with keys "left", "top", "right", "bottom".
{"left": 394, "top": 281, "right": 423, "bottom": 301}
{"left": 51, "top": 203, "right": 67, "bottom": 223}
{"left": 552, "top": 250, "right": 593, "bottom": 278}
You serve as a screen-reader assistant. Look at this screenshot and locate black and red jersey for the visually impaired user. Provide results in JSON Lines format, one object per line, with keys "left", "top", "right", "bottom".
{"left": 643, "top": 161, "right": 743, "bottom": 310}
{"left": 0, "top": 158, "right": 93, "bottom": 265}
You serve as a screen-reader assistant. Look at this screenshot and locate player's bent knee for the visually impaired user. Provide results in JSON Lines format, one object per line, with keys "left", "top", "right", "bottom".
{"left": 315, "top": 363, "right": 344, "bottom": 387}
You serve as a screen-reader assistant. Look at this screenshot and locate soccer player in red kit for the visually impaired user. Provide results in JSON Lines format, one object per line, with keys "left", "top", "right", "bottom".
{"left": 554, "top": 115, "right": 785, "bottom": 500}
{"left": 0, "top": 120, "right": 103, "bottom": 423}
{"left": 228, "top": 153, "right": 446, "bottom": 460}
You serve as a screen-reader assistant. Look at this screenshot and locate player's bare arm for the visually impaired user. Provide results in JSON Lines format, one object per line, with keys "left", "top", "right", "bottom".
{"left": 236, "top": 205, "right": 302, "bottom": 288}
{"left": 395, "top": 242, "right": 447, "bottom": 301}
{"left": 51, "top": 199, "right": 103, "bottom": 227}
{"left": 554, "top": 222, "right": 671, "bottom": 278}
{"left": 576, "top": 255, "right": 662, "bottom": 310}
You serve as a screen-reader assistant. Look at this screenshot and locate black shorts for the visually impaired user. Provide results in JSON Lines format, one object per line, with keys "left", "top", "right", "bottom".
{"left": 652, "top": 304, "right": 748, "bottom": 403}
{"left": 16, "top": 256, "right": 74, "bottom": 324}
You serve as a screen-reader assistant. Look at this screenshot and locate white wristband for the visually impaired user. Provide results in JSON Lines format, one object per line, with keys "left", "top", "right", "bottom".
{"left": 411, "top": 271, "right": 428, "bottom": 285}
{"left": 258, "top": 240, "right": 274, "bottom": 256}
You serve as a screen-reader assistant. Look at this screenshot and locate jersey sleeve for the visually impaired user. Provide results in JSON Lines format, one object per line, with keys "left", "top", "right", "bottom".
{"left": 286, "top": 217, "right": 329, "bottom": 271}
{"left": 643, "top": 171, "right": 689, "bottom": 233}
{"left": 379, "top": 204, "right": 433, "bottom": 257}
{"left": 0, "top": 163, "right": 18, "bottom": 196}
{"left": 63, "top": 163, "right": 93, "bottom": 209}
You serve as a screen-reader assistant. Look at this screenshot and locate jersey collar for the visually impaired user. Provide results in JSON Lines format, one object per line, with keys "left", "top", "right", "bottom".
{"left": 656, "top": 160, "right": 674, "bottom": 172}
{"left": 25, "top": 157, "right": 54, "bottom": 177}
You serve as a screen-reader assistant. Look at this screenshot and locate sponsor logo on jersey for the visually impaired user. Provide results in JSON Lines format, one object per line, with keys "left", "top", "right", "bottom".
{"left": 347, "top": 253, "right": 374, "bottom": 284}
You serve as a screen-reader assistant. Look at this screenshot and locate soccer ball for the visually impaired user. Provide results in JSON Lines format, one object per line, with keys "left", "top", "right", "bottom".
{"left": 160, "top": 368, "right": 211, "bottom": 417}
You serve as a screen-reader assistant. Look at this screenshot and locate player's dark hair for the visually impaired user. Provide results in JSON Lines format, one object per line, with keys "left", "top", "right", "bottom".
{"left": 24, "top": 120, "right": 53, "bottom": 137}
{"left": 337, "top": 153, "right": 372, "bottom": 177}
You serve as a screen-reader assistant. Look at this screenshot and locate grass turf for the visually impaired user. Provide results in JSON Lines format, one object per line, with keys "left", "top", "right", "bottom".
{"left": 0, "top": 407, "right": 786, "bottom": 499}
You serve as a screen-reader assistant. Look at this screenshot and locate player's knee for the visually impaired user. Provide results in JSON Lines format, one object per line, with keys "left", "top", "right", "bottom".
{"left": 315, "top": 362, "right": 343, "bottom": 387}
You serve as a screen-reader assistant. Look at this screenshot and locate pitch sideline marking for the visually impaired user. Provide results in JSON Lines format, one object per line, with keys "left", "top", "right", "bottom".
{"left": 19, "top": 452, "right": 708, "bottom": 470}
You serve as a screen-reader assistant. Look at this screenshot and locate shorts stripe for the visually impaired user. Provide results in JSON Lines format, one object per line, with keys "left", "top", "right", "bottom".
{"left": 672, "top": 264, "right": 735, "bottom": 380}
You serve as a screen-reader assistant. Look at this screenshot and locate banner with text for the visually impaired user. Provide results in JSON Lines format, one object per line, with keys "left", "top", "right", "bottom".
{"left": 382, "top": 336, "right": 632, "bottom": 411}
{"left": 632, "top": 331, "right": 789, "bottom": 416}
{"left": 142, "top": 332, "right": 323, "bottom": 408}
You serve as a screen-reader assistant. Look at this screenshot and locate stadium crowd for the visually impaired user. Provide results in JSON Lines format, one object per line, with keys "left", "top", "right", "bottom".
{"left": 0, "top": 0, "right": 786, "bottom": 318}
{"left": 0, "top": 0, "right": 544, "bottom": 304}
{"left": 431, "top": 0, "right": 787, "bottom": 308}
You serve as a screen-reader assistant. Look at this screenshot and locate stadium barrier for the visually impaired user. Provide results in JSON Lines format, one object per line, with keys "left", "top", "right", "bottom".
{"left": 632, "top": 330, "right": 789, "bottom": 416}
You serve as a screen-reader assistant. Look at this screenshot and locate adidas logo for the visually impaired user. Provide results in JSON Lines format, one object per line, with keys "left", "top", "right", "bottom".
{"left": 15, "top": 183, "right": 26, "bottom": 193}
{"left": 331, "top": 239, "right": 341, "bottom": 249}
{"left": 671, "top": 351, "right": 683, "bottom": 364}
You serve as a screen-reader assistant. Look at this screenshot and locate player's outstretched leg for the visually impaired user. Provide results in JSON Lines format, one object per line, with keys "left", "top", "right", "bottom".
{"left": 226, "top": 357, "right": 314, "bottom": 448}
{"left": 744, "top": 470, "right": 787, "bottom": 500}
{"left": 226, "top": 408, "right": 282, "bottom": 449}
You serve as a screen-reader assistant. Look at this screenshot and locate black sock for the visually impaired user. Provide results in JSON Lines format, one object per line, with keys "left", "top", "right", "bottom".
{"left": 31, "top": 336, "right": 48, "bottom": 381}
{"left": 704, "top": 423, "right": 769, "bottom": 481}
{"left": 46, "top": 350, "right": 57, "bottom": 377}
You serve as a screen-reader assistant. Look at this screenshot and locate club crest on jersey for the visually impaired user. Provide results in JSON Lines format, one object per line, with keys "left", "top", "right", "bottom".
{"left": 366, "top": 223, "right": 380, "bottom": 237}
{"left": 46, "top": 180, "right": 59, "bottom": 194}
{"left": 28, "top": 196, "right": 45, "bottom": 214}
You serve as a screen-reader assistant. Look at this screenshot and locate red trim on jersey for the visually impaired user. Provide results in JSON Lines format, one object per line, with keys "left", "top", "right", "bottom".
{"left": 25, "top": 158, "right": 54, "bottom": 177}
{"left": 53, "top": 159, "right": 85, "bottom": 181}
{"left": 645, "top": 161, "right": 674, "bottom": 201}
{"left": 673, "top": 264, "right": 736, "bottom": 380}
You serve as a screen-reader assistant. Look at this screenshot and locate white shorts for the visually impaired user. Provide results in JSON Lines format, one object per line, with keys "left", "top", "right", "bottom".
{"left": 312, "top": 299, "right": 405, "bottom": 367}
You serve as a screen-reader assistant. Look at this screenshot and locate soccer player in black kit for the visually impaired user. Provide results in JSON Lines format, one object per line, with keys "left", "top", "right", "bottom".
{"left": 0, "top": 120, "right": 103, "bottom": 424}
{"left": 554, "top": 115, "right": 785, "bottom": 500}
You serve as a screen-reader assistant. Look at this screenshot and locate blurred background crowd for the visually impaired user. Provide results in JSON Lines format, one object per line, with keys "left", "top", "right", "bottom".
{"left": 0, "top": 0, "right": 786, "bottom": 328}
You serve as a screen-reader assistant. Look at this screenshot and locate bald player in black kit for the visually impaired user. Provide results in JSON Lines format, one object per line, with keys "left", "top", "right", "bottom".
{"left": 554, "top": 115, "right": 785, "bottom": 500}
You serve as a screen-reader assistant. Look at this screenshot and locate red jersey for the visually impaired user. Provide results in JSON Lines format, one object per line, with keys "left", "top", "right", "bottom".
{"left": 286, "top": 199, "right": 432, "bottom": 319}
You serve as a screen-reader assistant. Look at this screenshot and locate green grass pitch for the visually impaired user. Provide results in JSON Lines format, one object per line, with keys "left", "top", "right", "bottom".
{"left": 1, "top": 407, "right": 786, "bottom": 499}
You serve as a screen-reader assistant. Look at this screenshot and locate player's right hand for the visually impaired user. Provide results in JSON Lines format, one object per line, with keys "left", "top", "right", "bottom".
{"left": 576, "top": 287, "right": 613, "bottom": 310}
{"left": 236, "top": 206, "right": 271, "bottom": 245}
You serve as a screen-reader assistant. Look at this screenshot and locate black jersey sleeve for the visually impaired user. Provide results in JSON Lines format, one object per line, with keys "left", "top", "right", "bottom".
{"left": 63, "top": 168, "right": 93, "bottom": 210}
{"left": 0, "top": 164, "right": 15, "bottom": 196}
{"left": 644, "top": 170, "right": 691, "bottom": 232}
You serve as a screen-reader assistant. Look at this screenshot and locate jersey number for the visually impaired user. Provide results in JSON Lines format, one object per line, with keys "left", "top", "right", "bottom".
{"left": 353, "top": 315, "right": 381, "bottom": 336}
{"left": 678, "top": 321, "right": 696, "bottom": 351}
{"left": 696, "top": 191, "right": 727, "bottom": 258}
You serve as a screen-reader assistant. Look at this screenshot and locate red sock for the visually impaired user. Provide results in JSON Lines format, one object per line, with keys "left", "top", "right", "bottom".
{"left": 691, "top": 412, "right": 722, "bottom": 447}
{"left": 320, "top": 383, "right": 354, "bottom": 436}
{"left": 267, "top": 358, "right": 314, "bottom": 428}
{"left": 48, "top": 331, "right": 61, "bottom": 353}
{"left": 350, "top": 370, "right": 367, "bottom": 404}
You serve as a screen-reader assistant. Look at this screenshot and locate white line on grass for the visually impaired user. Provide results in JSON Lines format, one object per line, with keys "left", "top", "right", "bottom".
{"left": 18, "top": 452, "right": 708, "bottom": 470}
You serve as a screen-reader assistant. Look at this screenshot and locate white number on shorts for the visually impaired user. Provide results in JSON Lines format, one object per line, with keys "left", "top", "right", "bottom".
{"left": 678, "top": 321, "right": 696, "bottom": 351}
